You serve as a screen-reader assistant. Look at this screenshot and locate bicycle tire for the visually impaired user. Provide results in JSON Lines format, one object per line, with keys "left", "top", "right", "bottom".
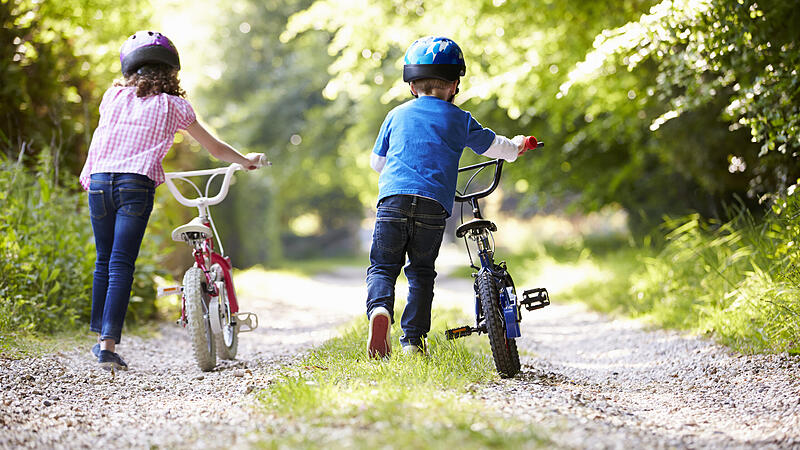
{"left": 477, "top": 270, "right": 520, "bottom": 378}
{"left": 215, "top": 282, "right": 238, "bottom": 360}
{"left": 184, "top": 267, "right": 216, "bottom": 371}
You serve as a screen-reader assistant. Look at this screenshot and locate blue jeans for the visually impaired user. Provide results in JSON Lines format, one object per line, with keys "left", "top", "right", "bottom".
{"left": 366, "top": 195, "right": 447, "bottom": 346}
{"left": 88, "top": 173, "right": 154, "bottom": 344}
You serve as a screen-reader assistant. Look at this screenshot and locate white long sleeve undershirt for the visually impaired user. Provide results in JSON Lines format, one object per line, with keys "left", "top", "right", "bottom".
{"left": 371, "top": 152, "right": 386, "bottom": 173}
{"left": 481, "top": 135, "right": 523, "bottom": 162}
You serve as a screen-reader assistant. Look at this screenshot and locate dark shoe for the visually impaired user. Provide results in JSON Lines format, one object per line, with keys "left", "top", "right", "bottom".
{"left": 91, "top": 343, "right": 100, "bottom": 358}
{"left": 98, "top": 350, "right": 129, "bottom": 371}
{"left": 367, "top": 307, "right": 391, "bottom": 358}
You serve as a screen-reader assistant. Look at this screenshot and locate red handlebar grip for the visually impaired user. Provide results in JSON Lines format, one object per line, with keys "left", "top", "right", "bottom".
{"left": 524, "top": 136, "right": 538, "bottom": 150}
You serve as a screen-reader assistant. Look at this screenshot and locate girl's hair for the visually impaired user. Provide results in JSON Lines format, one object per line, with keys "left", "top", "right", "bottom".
{"left": 113, "top": 64, "right": 186, "bottom": 98}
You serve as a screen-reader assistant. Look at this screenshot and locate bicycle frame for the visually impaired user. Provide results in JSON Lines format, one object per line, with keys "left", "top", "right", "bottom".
{"left": 163, "top": 164, "right": 251, "bottom": 326}
{"left": 189, "top": 231, "right": 239, "bottom": 321}
{"left": 447, "top": 139, "right": 548, "bottom": 377}
{"left": 456, "top": 159, "right": 522, "bottom": 339}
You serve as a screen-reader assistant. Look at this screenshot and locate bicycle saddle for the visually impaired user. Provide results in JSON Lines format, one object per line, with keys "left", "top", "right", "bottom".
{"left": 455, "top": 219, "right": 497, "bottom": 238}
{"left": 171, "top": 217, "right": 213, "bottom": 242}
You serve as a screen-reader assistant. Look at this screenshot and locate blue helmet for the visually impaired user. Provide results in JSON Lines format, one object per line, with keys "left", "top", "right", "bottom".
{"left": 402, "top": 36, "right": 466, "bottom": 83}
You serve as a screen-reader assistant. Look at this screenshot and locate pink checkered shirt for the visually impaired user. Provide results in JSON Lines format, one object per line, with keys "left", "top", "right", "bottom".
{"left": 79, "top": 86, "right": 196, "bottom": 190}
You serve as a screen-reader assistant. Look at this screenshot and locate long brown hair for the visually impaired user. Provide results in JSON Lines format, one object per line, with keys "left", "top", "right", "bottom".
{"left": 114, "top": 64, "right": 186, "bottom": 98}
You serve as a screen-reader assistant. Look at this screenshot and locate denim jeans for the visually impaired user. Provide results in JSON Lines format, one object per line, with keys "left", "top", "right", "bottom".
{"left": 366, "top": 195, "right": 447, "bottom": 346}
{"left": 88, "top": 173, "right": 154, "bottom": 344}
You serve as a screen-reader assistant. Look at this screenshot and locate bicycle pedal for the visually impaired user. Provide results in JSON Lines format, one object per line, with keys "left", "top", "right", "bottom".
{"left": 521, "top": 288, "right": 550, "bottom": 311}
{"left": 235, "top": 312, "right": 258, "bottom": 332}
{"left": 445, "top": 325, "right": 477, "bottom": 340}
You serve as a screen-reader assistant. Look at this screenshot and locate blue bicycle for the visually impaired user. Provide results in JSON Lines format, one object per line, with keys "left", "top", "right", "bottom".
{"left": 445, "top": 137, "right": 550, "bottom": 378}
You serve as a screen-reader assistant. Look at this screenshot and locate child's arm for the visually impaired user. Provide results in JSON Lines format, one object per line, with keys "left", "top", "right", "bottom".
{"left": 185, "top": 121, "right": 262, "bottom": 169}
{"left": 481, "top": 135, "right": 526, "bottom": 162}
{"left": 371, "top": 116, "right": 392, "bottom": 173}
{"left": 371, "top": 153, "right": 386, "bottom": 173}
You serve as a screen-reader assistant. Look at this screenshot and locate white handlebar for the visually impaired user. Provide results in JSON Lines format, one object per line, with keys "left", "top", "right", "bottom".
{"left": 164, "top": 155, "right": 269, "bottom": 208}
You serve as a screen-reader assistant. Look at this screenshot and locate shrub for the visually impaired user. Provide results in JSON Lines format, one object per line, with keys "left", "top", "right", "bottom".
{"left": 0, "top": 157, "right": 163, "bottom": 334}
{"left": 630, "top": 199, "right": 800, "bottom": 353}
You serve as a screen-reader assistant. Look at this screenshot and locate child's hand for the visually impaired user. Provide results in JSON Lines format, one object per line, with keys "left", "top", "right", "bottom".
{"left": 512, "top": 135, "right": 526, "bottom": 156}
{"left": 243, "top": 153, "right": 265, "bottom": 170}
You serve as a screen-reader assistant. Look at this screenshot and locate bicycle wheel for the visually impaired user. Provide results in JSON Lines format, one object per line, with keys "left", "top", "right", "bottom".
{"left": 477, "top": 270, "right": 520, "bottom": 378}
{"left": 184, "top": 267, "right": 216, "bottom": 371}
{"left": 214, "top": 281, "right": 238, "bottom": 360}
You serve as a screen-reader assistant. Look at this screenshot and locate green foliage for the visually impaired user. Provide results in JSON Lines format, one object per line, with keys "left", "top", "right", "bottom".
{"left": 183, "top": 0, "right": 366, "bottom": 265}
{"left": 279, "top": 0, "right": 798, "bottom": 233}
{"left": 0, "top": 157, "right": 164, "bottom": 334}
{"left": 256, "top": 306, "right": 548, "bottom": 448}
{"left": 563, "top": 0, "right": 800, "bottom": 197}
{"left": 1, "top": 0, "right": 152, "bottom": 179}
{"left": 559, "top": 202, "right": 800, "bottom": 353}
{"left": 0, "top": 157, "right": 95, "bottom": 333}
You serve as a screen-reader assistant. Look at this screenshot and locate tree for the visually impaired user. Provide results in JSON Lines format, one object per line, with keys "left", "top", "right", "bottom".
{"left": 561, "top": 0, "right": 800, "bottom": 199}
{"left": 1, "top": 0, "right": 151, "bottom": 182}
{"left": 186, "top": 0, "right": 366, "bottom": 265}
{"left": 279, "top": 0, "right": 799, "bottom": 233}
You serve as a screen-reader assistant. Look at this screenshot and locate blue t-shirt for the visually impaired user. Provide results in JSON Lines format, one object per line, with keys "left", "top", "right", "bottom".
{"left": 372, "top": 96, "right": 496, "bottom": 216}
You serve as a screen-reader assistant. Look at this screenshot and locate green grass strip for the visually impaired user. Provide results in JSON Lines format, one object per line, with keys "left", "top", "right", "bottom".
{"left": 0, "top": 322, "right": 158, "bottom": 359}
{"left": 255, "top": 307, "right": 549, "bottom": 449}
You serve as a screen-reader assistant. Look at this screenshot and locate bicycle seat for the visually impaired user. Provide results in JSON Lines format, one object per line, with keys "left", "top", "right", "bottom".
{"left": 455, "top": 219, "right": 497, "bottom": 238}
{"left": 171, "top": 217, "right": 213, "bottom": 242}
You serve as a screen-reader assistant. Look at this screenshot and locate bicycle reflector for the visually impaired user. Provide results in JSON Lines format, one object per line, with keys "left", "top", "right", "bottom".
{"left": 157, "top": 285, "right": 182, "bottom": 298}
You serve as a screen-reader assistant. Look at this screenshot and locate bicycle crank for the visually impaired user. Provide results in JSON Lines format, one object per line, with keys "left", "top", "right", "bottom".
{"left": 445, "top": 325, "right": 484, "bottom": 340}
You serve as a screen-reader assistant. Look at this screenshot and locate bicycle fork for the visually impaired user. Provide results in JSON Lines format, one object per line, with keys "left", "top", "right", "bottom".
{"left": 445, "top": 233, "right": 550, "bottom": 341}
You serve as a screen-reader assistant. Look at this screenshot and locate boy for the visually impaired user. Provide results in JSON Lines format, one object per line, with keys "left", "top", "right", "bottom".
{"left": 366, "top": 36, "right": 528, "bottom": 357}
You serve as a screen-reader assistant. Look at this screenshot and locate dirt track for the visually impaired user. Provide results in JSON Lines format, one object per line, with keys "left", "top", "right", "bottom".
{"left": 1, "top": 248, "right": 799, "bottom": 449}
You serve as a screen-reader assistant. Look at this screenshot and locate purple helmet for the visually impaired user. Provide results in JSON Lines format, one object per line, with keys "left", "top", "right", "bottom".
{"left": 120, "top": 31, "right": 180, "bottom": 76}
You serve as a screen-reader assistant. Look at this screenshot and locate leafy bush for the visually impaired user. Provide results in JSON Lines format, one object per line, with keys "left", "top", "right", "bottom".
{"left": 563, "top": 196, "right": 800, "bottom": 354}
{"left": 0, "top": 157, "right": 163, "bottom": 334}
{"left": 631, "top": 210, "right": 799, "bottom": 352}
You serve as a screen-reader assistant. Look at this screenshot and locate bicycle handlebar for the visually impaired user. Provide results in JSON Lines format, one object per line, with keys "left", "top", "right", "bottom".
{"left": 454, "top": 137, "right": 543, "bottom": 203}
{"left": 164, "top": 154, "right": 269, "bottom": 208}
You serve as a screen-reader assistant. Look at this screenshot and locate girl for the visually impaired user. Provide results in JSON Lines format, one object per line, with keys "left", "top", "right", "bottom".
{"left": 79, "top": 31, "right": 262, "bottom": 370}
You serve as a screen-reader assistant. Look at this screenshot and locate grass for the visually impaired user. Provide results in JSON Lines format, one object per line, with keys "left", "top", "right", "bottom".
{"left": 529, "top": 213, "right": 800, "bottom": 354}
{"left": 0, "top": 330, "right": 92, "bottom": 359}
{"left": 0, "top": 322, "right": 161, "bottom": 359}
{"left": 254, "top": 305, "right": 549, "bottom": 449}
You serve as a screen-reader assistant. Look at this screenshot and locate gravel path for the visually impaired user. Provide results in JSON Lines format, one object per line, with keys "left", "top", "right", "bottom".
{"left": 2, "top": 249, "right": 799, "bottom": 449}
{"left": 0, "top": 269, "right": 365, "bottom": 449}
{"left": 479, "top": 302, "right": 800, "bottom": 449}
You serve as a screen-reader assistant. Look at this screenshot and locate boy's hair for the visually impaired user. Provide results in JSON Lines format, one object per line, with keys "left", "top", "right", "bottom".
{"left": 411, "top": 78, "right": 455, "bottom": 96}
{"left": 114, "top": 64, "right": 185, "bottom": 98}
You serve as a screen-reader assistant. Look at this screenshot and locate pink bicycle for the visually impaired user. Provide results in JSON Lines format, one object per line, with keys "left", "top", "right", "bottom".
{"left": 158, "top": 156, "right": 268, "bottom": 371}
